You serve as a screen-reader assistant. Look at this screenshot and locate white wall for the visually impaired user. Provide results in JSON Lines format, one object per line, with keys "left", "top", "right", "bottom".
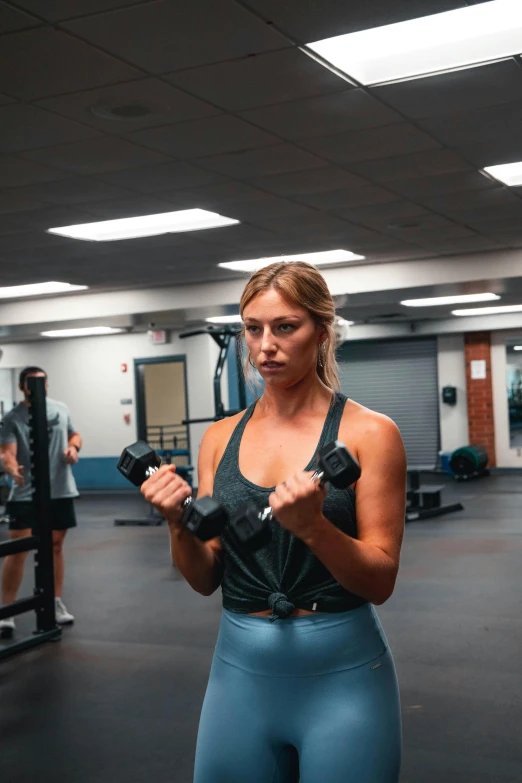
{"left": 0, "top": 331, "right": 222, "bottom": 482}
{"left": 437, "top": 334, "right": 469, "bottom": 453}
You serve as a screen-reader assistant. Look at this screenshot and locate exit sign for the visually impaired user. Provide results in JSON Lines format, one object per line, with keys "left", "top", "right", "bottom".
{"left": 149, "top": 329, "right": 167, "bottom": 344}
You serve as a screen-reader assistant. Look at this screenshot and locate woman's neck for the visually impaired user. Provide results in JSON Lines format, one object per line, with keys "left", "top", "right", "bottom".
{"left": 256, "top": 374, "right": 333, "bottom": 420}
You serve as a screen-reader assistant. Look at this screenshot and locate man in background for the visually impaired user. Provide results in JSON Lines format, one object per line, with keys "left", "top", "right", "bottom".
{"left": 0, "top": 366, "right": 81, "bottom": 639}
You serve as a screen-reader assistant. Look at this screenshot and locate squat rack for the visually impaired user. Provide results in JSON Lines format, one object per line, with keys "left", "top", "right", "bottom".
{"left": 0, "top": 376, "right": 60, "bottom": 660}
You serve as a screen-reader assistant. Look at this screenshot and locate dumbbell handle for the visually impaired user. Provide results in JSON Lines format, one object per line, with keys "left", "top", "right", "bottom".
{"left": 145, "top": 464, "right": 192, "bottom": 509}
{"left": 259, "top": 470, "right": 325, "bottom": 523}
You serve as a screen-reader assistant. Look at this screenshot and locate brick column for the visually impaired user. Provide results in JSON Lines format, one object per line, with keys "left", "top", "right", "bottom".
{"left": 464, "top": 332, "right": 496, "bottom": 466}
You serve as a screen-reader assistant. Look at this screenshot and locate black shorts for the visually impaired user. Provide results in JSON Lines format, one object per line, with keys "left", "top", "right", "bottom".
{"left": 6, "top": 499, "right": 77, "bottom": 532}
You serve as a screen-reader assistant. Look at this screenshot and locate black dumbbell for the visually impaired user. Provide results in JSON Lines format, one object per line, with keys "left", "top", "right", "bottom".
{"left": 117, "top": 440, "right": 228, "bottom": 541}
{"left": 229, "top": 440, "right": 361, "bottom": 550}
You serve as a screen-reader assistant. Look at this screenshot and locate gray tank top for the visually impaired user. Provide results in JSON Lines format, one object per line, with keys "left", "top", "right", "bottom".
{"left": 213, "top": 392, "right": 368, "bottom": 621}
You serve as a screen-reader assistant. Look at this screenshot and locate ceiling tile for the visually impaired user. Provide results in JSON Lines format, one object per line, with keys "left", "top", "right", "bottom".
{"left": 382, "top": 214, "right": 475, "bottom": 242}
{"left": 419, "top": 188, "right": 522, "bottom": 221}
{"left": 347, "top": 149, "right": 471, "bottom": 182}
{"left": 0, "top": 104, "right": 101, "bottom": 154}
{"left": 196, "top": 222, "right": 280, "bottom": 249}
{"left": 7, "top": 205, "right": 104, "bottom": 231}
{"left": 8, "top": 177, "right": 137, "bottom": 205}
{"left": 128, "top": 115, "right": 280, "bottom": 159}
{"left": 74, "top": 195, "right": 182, "bottom": 219}
{"left": 250, "top": 166, "right": 369, "bottom": 197}
{"left": 167, "top": 48, "right": 347, "bottom": 112}
{"left": 386, "top": 171, "right": 497, "bottom": 200}
{"left": 461, "top": 214, "right": 522, "bottom": 234}
{"left": 252, "top": 212, "right": 368, "bottom": 239}
{"left": 13, "top": 1, "right": 139, "bottom": 21}
{"left": 0, "top": 93, "right": 16, "bottom": 106}
{"left": 0, "top": 28, "right": 142, "bottom": 101}
{"left": 372, "top": 61, "right": 522, "bottom": 119}
{"left": 240, "top": 90, "right": 401, "bottom": 140}
{"left": 152, "top": 181, "right": 293, "bottom": 211}
{"left": 63, "top": 0, "right": 290, "bottom": 73}
{"left": 417, "top": 235, "right": 507, "bottom": 254}
{"left": 334, "top": 200, "right": 430, "bottom": 229}
{"left": 419, "top": 100, "right": 522, "bottom": 167}
{"left": 20, "top": 136, "right": 172, "bottom": 175}
{"left": 0, "top": 190, "right": 46, "bottom": 214}
{"left": 36, "top": 77, "right": 220, "bottom": 134}
{"left": 0, "top": 155, "right": 71, "bottom": 187}
{"left": 297, "top": 185, "right": 399, "bottom": 210}
{"left": 0, "top": 3, "right": 41, "bottom": 33}
{"left": 97, "top": 162, "right": 230, "bottom": 194}
{"left": 300, "top": 123, "right": 440, "bottom": 164}
{"left": 194, "top": 144, "right": 326, "bottom": 179}
{"left": 240, "top": 0, "right": 463, "bottom": 42}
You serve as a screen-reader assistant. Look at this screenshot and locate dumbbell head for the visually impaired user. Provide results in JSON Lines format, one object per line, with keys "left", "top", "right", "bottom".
{"left": 316, "top": 440, "right": 361, "bottom": 488}
{"left": 228, "top": 503, "right": 272, "bottom": 551}
{"left": 182, "top": 495, "right": 228, "bottom": 541}
{"left": 117, "top": 440, "right": 161, "bottom": 487}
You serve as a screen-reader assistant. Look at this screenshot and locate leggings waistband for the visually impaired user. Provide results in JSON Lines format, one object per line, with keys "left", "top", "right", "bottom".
{"left": 214, "top": 603, "right": 388, "bottom": 677}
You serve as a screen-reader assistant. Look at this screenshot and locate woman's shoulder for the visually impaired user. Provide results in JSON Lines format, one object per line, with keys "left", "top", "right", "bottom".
{"left": 339, "top": 398, "right": 402, "bottom": 457}
{"left": 201, "top": 409, "right": 250, "bottom": 471}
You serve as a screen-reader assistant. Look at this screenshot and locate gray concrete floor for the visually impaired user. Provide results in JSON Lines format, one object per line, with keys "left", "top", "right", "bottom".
{"left": 1, "top": 477, "right": 522, "bottom": 783}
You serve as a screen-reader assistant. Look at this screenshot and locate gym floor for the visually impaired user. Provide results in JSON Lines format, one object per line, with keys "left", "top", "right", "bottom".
{"left": 1, "top": 476, "right": 521, "bottom": 783}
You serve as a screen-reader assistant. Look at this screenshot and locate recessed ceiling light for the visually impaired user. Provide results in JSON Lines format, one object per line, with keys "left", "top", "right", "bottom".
{"left": 48, "top": 209, "right": 239, "bottom": 242}
{"left": 452, "top": 304, "right": 522, "bottom": 316}
{"left": 205, "top": 314, "right": 243, "bottom": 324}
{"left": 218, "top": 249, "right": 365, "bottom": 273}
{"left": 0, "top": 281, "right": 88, "bottom": 299}
{"left": 307, "top": 0, "right": 522, "bottom": 85}
{"left": 41, "top": 326, "right": 125, "bottom": 338}
{"left": 513, "top": 345, "right": 522, "bottom": 350}
{"left": 402, "top": 293, "right": 500, "bottom": 307}
{"left": 483, "top": 161, "right": 522, "bottom": 186}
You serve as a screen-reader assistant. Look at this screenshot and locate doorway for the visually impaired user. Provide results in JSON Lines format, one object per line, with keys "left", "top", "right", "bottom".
{"left": 135, "top": 356, "right": 190, "bottom": 467}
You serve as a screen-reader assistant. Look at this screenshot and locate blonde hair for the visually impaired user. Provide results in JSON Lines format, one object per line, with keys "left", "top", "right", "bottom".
{"left": 238, "top": 261, "right": 340, "bottom": 391}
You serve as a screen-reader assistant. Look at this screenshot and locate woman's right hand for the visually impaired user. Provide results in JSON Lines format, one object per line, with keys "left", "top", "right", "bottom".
{"left": 140, "top": 464, "right": 192, "bottom": 527}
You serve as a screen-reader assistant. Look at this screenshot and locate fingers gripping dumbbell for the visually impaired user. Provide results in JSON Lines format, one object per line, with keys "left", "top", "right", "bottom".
{"left": 229, "top": 440, "right": 361, "bottom": 551}
{"left": 117, "top": 441, "right": 228, "bottom": 541}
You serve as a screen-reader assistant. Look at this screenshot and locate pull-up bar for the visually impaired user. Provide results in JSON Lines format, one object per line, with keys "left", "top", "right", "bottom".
{"left": 180, "top": 325, "right": 247, "bottom": 423}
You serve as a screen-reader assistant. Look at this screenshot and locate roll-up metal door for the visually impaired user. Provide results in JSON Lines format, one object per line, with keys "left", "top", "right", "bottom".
{"left": 337, "top": 338, "right": 439, "bottom": 466}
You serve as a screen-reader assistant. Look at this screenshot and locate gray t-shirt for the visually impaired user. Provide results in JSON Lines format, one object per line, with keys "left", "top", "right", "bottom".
{"left": 0, "top": 398, "right": 79, "bottom": 502}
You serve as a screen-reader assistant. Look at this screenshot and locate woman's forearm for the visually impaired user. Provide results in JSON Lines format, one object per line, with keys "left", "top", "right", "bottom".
{"left": 303, "top": 516, "right": 398, "bottom": 605}
{"left": 169, "top": 525, "right": 223, "bottom": 596}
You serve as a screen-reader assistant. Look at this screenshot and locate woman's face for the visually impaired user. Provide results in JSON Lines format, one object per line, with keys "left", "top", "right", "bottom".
{"left": 242, "top": 287, "right": 325, "bottom": 387}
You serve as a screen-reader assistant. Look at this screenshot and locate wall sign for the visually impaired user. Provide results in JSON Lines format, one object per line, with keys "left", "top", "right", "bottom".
{"left": 470, "top": 359, "right": 487, "bottom": 380}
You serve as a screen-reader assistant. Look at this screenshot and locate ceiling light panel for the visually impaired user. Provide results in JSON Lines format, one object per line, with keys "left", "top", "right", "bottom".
{"left": 483, "top": 161, "right": 522, "bottom": 186}
{"left": 41, "top": 327, "right": 125, "bottom": 338}
{"left": 401, "top": 293, "right": 500, "bottom": 307}
{"left": 307, "top": 0, "right": 522, "bottom": 85}
{"left": 218, "top": 249, "right": 365, "bottom": 273}
{"left": 205, "top": 315, "right": 243, "bottom": 324}
{"left": 452, "top": 304, "right": 522, "bottom": 316}
{"left": 48, "top": 209, "right": 239, "bottom": 241}
{"left": 0, "top": 282, "right": 88, "bottom": 299}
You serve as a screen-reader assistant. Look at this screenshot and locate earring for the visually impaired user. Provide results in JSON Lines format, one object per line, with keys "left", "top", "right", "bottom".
{"left": 317, "top": 342, "right": 326, "bottom": 368}
{"left": 248, "top": 353, "right": 256, "bottom": 369}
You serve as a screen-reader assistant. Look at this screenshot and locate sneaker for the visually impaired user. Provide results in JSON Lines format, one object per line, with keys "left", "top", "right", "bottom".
{"left": 0, "top": 617, "right": 15, "bottom": 639}
{"left": 55, "top": 598, "right": 74, "bottom": 625}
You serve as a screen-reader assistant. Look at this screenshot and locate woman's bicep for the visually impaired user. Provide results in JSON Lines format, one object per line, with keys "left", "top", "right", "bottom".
{"left": 353, "top": 416, "right": 407, "bottom": 565}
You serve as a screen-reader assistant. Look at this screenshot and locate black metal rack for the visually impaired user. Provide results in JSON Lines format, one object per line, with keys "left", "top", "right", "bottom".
{"left": 0, "top": 376, "right": 60, "bottom": 660}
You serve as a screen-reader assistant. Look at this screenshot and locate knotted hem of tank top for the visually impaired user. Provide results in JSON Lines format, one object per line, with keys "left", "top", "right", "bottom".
{"left": 268, "top": 592, "right": 296, "bottom": 622}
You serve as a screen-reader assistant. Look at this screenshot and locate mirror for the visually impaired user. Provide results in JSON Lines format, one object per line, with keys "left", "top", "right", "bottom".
{"left": 506, "top": 341, "right": 522, "bottom": 448}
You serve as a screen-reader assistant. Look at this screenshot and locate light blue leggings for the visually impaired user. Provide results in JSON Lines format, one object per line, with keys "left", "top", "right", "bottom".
{"left": 194, "top": 604, "right": 401, "bottom": 783}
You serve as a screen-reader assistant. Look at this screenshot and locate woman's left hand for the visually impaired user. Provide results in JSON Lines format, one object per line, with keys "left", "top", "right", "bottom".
{"left": 268, "top": 472, "right": 328, "bottom": 541}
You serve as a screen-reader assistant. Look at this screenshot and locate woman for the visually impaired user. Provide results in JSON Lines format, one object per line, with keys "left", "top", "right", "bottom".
{"left": 142, "top": 261, "right": 407, "bottom": 783}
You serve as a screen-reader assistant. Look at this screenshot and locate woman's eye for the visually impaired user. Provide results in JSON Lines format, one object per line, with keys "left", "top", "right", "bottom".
{"left": 279, "top": 324, "right": 294, "bottom": 333}
{"left": 246, "top": 325, "right": 259, "bottom": 334}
